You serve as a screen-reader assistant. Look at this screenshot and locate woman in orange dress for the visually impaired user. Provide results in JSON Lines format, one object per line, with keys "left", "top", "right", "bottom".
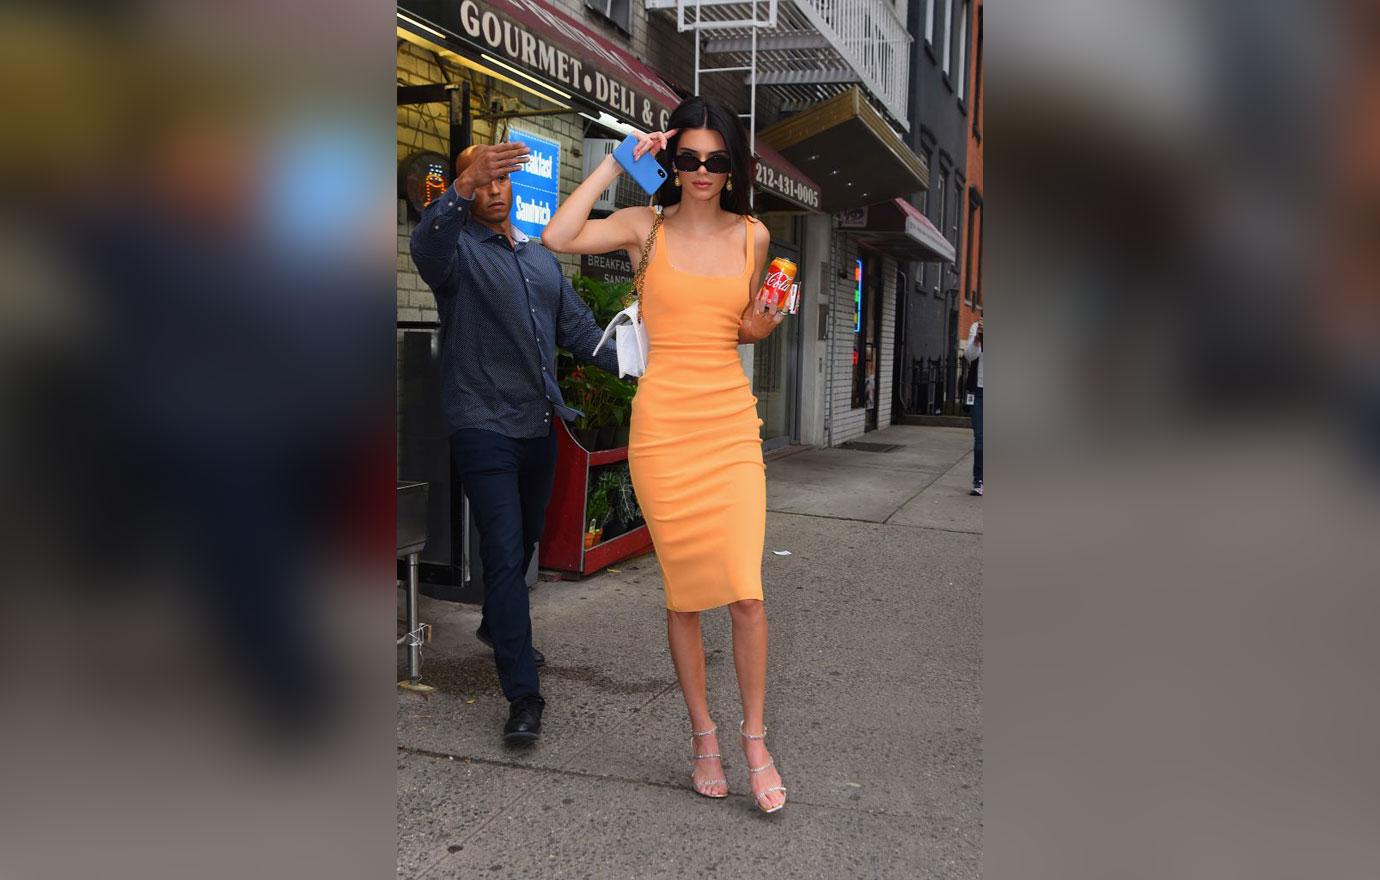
{"left": 543, "top": 96, "right": 789, "bottom": 813}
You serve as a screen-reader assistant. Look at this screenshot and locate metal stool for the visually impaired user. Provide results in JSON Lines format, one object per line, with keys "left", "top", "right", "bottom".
{"left": 397, "top": 481, "right": 434, "bottom": 693}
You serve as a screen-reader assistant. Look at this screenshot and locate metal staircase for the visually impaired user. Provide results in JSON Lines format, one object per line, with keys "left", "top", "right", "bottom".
{"left": 645, "top": 0, "right": 911, "bottom": 133}
{"left": 652, "top": 0, "right": 778, "bottom": 209}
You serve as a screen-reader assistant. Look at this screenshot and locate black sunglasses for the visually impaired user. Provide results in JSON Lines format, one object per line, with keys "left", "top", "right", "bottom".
{"left": 671, "top": 153, "right": 732, "bottom": 174}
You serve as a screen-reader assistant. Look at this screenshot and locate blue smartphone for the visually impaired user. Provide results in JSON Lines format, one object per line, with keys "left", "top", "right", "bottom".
{"left": 612, "top": 133, "right": 669, "bottom": 195}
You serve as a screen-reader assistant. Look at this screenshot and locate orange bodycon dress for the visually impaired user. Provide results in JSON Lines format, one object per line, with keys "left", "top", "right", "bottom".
{"left": 628, "top": 211, "right": 766, "bottom": 612}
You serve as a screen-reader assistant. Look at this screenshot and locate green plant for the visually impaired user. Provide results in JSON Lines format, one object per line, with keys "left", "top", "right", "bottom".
{"left": 611, "top": 465, "right": 641, "bottom": 524}
{"left": 557, "top": 355, "right": 635, "bottom": 433}
{"left": 570, "top": 274, "right": 634, "bottom": 328}
{"left": 558, "top": 363, "right": 591, "bottom": 429}
{"left": 587, "top": 470, "right": 621, "bottom": 531}
{"left": 556, "top": 274, "right": 638, "bottom": 437}
{"left": 588, "top": 368, "right": 635, "bottom": 428}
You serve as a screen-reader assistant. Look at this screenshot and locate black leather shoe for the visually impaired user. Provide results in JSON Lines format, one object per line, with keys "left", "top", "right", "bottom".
{"left": 476, "top": 627, "right": 545, "bottom": 667}
{"left": 503, "top": 695, "right": 544, "bottom": 744}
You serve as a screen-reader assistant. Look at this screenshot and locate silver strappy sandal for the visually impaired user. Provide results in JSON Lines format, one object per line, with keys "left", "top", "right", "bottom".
{"left": 740, "top": 721, "right": 787, "bottom": 814}
{"left": 690, "top": 724, "right": 728, "bottom": 799}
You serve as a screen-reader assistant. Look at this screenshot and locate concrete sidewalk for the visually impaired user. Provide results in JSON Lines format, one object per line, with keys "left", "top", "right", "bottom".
{"left": 397, "top": 425, "right": 982, "bottom": 879}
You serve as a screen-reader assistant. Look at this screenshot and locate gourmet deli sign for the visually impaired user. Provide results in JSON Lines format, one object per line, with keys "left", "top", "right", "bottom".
{"left": 400, "top": 0, "right": 679, "bottom": 130}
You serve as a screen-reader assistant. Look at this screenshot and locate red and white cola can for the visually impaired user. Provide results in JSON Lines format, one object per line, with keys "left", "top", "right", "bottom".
{"left": 759, "top": 257, "right": 798, "bottom": 310}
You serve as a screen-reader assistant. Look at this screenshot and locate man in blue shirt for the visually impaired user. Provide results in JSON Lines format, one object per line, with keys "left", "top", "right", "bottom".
{"left": 411, "top": 141, "right": 620, "bottom": 744}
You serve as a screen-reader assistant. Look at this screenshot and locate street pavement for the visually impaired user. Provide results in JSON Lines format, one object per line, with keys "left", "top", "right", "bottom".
{"left": 397, "top": 425, "right": 982, "bottom": 879}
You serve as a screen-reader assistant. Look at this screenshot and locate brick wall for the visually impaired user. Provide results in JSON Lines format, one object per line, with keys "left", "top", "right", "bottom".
{"left": 544, "top": 0, "right": 732, "bottom": 108}
{"left": 548, "top": 0, "right": 647, "bottom": 57}
{"left": 959, "top": 0, "right": 984, "bottom": 341}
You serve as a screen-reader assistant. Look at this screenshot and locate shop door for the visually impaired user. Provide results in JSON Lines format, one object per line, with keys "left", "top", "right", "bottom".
{"left": 753, "top": 232, "right": 801, "bottom": 452}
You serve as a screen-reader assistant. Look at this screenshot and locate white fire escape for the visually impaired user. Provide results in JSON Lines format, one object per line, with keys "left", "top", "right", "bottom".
{"left": 644, "top": 0, "right": 912, "bottom": 140}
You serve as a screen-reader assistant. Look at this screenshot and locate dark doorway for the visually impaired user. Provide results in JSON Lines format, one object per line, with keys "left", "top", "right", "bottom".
{"left": 892, "top": 266, "right": 908, "bottom": 420}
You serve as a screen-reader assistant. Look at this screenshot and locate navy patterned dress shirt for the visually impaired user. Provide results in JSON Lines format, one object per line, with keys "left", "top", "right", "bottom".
{"left": 410, "top": 183, "right": 620, "bottom": 439}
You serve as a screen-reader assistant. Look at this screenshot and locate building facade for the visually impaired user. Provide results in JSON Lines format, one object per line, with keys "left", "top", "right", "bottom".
{"left": 959, "top": 0, "right": 984, "bottom": 368}
{"left": 397, "top": 0, "right": 944, "bottom": 447}
{"left": 894, "top": 0, "right": 976, "bottom": 417}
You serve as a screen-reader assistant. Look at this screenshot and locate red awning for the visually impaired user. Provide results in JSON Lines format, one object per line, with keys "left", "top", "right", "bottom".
{"left": 839, "top": 198, "right": 956, "bottom": 262}
{"left": 400, "top": 0, "right": 681, "bottom": 130}
{"left": 891, "top": 198, "right": 955, "bottom": 262}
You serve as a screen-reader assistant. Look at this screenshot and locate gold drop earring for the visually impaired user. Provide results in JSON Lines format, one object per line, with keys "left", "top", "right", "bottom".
{"left": 674, "top": 173, "right": 681, "bottom": 187}
{"left": 726, "top": 178, "right": 733, "bottom": 192}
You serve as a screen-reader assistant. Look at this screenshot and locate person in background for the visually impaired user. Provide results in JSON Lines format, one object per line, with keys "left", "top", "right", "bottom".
{"left": 964, "top": 319, "right": 984, "bottom": 496}
{"left": 409, "top": 141, "right": 621, "bottom": 745}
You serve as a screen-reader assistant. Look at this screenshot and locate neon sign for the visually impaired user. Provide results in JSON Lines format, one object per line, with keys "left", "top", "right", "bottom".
{"left": 401, "top": 150, "right": 453, "bottom": 217}
{"left": 853, "top": 259, "right": 863, "bottom": 333}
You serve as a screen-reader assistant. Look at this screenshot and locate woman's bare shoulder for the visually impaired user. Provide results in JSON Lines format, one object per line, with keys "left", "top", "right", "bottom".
{"left": 750, "top": 216, "right": 770, "bottom": 246}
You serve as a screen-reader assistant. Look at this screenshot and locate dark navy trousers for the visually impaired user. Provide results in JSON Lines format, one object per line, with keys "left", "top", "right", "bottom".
{"left": 972, "top": 388, "right": 983, "bottom": 484}
{"left": 449, "top": 426, "right": 557, "bottom": 702}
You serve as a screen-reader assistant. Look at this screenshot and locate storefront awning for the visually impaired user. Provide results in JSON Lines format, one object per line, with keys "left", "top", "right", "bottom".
{"left": 839, "top": 198, "right": 956, "bottom": 263}
{"left": 759, "top": 87, "right": 928, "bottom": 213}
{"left": 753, "top": 141, "right": 821, "bottom": 212}
{"left": 398, "top": 0, "right": 681, "bottom": 131}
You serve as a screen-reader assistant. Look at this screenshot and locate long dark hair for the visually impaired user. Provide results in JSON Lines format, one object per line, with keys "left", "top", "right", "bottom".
{"left": 654, "top": 96, "right": 754, "bottom": 215}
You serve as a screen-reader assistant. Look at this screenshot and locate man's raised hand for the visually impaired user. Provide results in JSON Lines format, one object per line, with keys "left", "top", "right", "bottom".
{"left": 456, "top": 142, "right": 530, "bottom": 195}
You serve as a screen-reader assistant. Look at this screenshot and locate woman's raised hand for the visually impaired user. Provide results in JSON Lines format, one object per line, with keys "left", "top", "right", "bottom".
{"left": 631, "top": 129, "right": 679, "bottom": 161}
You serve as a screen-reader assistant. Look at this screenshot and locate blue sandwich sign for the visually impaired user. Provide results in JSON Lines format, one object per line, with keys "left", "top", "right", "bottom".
{"left": 507, "top": 129, "right": 561, "bottom": 240}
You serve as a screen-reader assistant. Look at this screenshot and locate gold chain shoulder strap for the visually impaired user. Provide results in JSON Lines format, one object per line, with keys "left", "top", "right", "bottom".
{"left": 625, "top": 205, "right": 664, "bottom": 312}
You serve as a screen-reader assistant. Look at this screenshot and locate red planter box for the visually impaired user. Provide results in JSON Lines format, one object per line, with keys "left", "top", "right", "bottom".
{"left": 540, "top": 419, "right": 653, "bottom": 576}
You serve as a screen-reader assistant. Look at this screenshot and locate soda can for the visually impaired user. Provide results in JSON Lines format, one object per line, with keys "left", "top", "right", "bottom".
{"left": 760, "top": 257, "right": 798, "bottom": 310}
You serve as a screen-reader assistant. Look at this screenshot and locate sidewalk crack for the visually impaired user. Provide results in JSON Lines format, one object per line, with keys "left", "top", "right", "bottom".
{"left": 413, "top": 677, "right": 683, "bottom": 877}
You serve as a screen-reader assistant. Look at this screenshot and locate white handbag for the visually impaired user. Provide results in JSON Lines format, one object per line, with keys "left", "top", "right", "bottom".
{"left": 593, "top": 301, "right": 649, "bottom": 379}
{"left": 593, "top": 206, "right": 663, "bottom": 379}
